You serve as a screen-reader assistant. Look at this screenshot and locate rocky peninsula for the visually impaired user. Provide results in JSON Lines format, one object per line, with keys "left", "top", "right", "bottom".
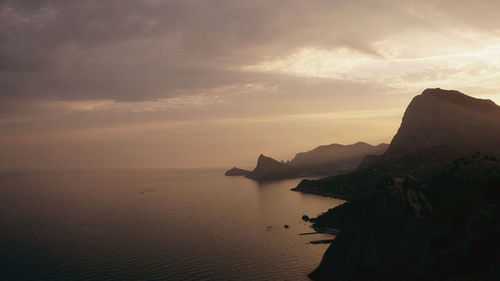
{"left": 227, "top": 142, "right": 388, "bottom": 181}
{"left": 224, "top": 167, "right": 251, "bottom": 176}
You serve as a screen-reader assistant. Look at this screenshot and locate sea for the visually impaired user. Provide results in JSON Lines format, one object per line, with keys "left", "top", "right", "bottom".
{"left": 0, "top": 169, "right": 343, "bottom": 280}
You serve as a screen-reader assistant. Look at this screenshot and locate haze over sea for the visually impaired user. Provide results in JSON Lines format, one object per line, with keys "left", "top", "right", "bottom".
{"left": 0, "top": 169, "right": 342, "bottom": 281}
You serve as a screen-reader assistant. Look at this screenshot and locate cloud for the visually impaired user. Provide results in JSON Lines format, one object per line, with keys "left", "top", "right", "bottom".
{"left": 2, "top": 0, "right": 500, "bottom": 168}
{"left": 0, "top": 0, "right": 425, "bottom": 102}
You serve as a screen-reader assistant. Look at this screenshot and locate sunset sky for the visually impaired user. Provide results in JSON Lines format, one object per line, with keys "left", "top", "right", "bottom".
{"left": 1, "top": 0, "right": 500, "bottom": 169}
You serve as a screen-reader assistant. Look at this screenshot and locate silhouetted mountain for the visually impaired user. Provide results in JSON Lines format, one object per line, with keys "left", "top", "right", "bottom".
{"left": 294, "top": 89, "right": 500, "bottom": 281}
{"left": 245, "top": 154, "right": 299, "bottom": 181}
{"left": 370, "top": 88, "right": 500, "bottom": 164}
{"left": 224, "top": 167, "right": 251, "bottom": 176}
{"left": 295, "top": 88, "right": 500, "bottom": 198}
{"left": 229, "top": 142, "right": 388, "bottom": 181}
{"left": 293, "top": 146, "right": 462, "bottom": 199}
{"left": 290, "top": 142, "right": 388, "bottom": 175}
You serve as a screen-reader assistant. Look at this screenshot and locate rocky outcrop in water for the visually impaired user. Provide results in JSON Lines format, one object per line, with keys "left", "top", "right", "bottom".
{"left": 224, "top": 167, "right": 251, "bottom": 176}
{"left": 245, "top": 154, "right": 299, "bottom": 181}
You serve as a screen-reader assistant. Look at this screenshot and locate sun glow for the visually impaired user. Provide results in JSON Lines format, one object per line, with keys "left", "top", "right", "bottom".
{"left": 242, "top": 45, "right": 500, "bottom": 105}
{"left": 243, "top": 48, "right": 376, "bottom": 79}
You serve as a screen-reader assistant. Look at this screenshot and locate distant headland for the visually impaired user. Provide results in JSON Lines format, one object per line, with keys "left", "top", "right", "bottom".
{"left": 226, "top": 142, "right": 388, "bottom": 181}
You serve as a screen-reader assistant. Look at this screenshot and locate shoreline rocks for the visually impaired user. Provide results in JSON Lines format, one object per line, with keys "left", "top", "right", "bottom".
{"left": 224, "top": 167, "right": 251, "bottom": 176}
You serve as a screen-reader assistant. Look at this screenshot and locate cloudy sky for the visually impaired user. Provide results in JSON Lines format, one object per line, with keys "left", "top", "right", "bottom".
{"left": 1, "top": 0, "right": 500, "bottom": 169}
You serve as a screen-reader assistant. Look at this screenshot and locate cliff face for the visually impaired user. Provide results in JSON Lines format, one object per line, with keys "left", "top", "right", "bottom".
{"left": 298, "top": 89, "right": 500, "bottom": 281}
{"left": 245, "top": 154, "right": 299, "bottom": 181}
{"left": 296, "top": 89, "right": 500, "bottom": 198}
{"left": 387, "top": 88, "right": 500, "bottom": 157}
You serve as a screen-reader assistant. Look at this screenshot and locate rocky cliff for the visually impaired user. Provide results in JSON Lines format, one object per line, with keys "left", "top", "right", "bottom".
{"left": 309, "top": 153, "right": 500, "bottom": 281}
{"left": 387, "top": 88, "right": 500, "bottom": 158}
{"left": 295, "top": 88, "right": 500, "bottom": 197}
{"left": 297, "top": 89, "right": 500, "bottom": 281}
{"left": 245, "top": 154, "right": 300, "bottom": 181}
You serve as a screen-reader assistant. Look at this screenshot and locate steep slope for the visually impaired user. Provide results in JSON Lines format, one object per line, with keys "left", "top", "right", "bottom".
{"left": 387, "top": 88, "right": 500, "bottom": 157}
{"left": 295, "top": 89, "right": 500, "bottom": 281}
{"left": 295, "top": 88, "right": 500, "bottom": 197}
{"left": 309, "top": 153, "right": 500, "bottom": 281}
{"left": 245, "top": 154, "right": 299, "bottom": 181}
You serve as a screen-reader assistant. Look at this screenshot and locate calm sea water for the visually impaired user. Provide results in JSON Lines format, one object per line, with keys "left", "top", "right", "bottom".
{"left": 0, "top": 169, "right": 343, "bottom": 280}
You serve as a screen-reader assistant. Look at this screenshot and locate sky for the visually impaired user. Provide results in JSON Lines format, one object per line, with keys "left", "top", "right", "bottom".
{"left": 1, "top": 0, "right": 500, "bottom": 169}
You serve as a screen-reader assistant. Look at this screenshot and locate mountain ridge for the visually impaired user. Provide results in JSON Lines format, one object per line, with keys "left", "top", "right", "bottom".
{"left": 244, "top": 154, "right": 299, "bottom": 181}
{"left": 386, "top": 88, "right": 500, "bottom": 158}
{"left": 227, "top": 142, "right": 388, "bottom": 181}
{"left": 296, "top": 88, "right": 500, "bottom": 281}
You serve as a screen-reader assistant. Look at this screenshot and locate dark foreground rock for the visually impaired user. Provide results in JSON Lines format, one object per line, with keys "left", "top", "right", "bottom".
{"left": 293, "top": 146, "right": 463, "bottom": 199}
{"left": 310, "top": 239, "right": 335, "bottom": 244}
{"left": 300, "top": 89, "right": 500, "bottom": 281}
{"left": 224, "top": 167, "right": 251, "bottom": 176}
{"left": 309, "top": 153, "right": 500, "bottom": 281}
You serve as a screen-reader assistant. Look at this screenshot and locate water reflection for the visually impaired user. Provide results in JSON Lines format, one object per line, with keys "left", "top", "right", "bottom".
{"left": 0, "top": 169, "right": 343, "bottom": 281}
